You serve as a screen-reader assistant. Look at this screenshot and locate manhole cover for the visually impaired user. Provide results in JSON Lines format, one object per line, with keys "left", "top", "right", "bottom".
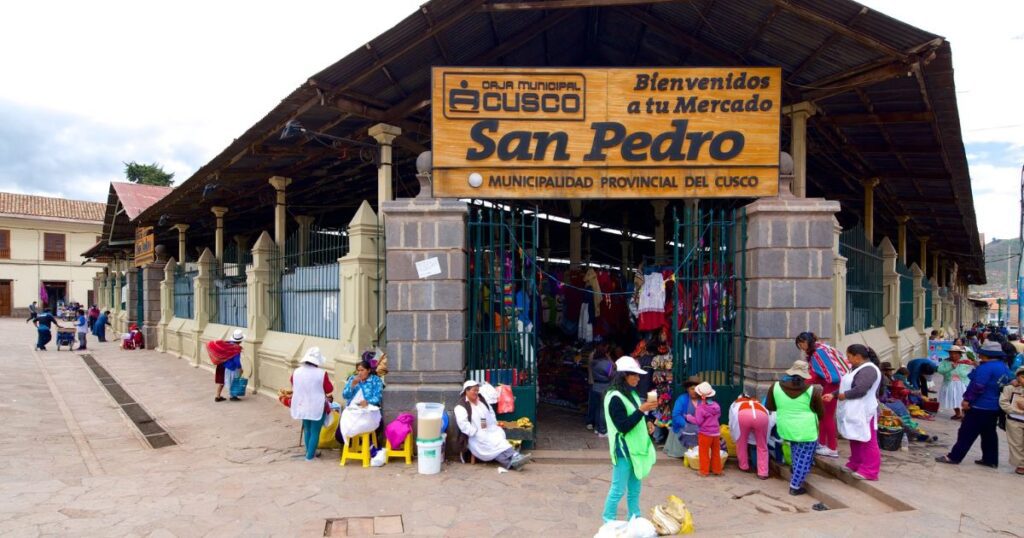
{"left": 324, "top": 515, "right": 404, "bottom": 537}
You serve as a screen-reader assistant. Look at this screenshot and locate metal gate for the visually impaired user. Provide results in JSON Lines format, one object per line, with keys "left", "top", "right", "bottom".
{"left": 135, "top": 269, "right": 144, "bottom": 327}
{"left": 465, "top": 203, "right": 538, "bottom": 445}
{"left": 672, "top": 205, "right": 747, "bottom": 404}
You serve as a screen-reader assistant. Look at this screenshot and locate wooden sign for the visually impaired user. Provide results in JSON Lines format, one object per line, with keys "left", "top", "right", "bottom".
{"left": 431, "top": 67, "right": 781, "bottom": 199}
{"left": 134, "top": 226, "right": 155, "bottom": 267}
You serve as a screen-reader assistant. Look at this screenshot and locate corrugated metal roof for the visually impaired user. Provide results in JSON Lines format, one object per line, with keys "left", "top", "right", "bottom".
{"left": 110, "top": 182, "right": 172, "bottom": 220}
{"left": 137, "top": 0, "right": 985, "bottom": 282}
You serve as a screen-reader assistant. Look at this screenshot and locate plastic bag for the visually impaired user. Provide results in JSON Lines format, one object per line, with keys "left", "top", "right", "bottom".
{"left": 318, "top": 411, "right": 341, "bottom": 449}
{"left": 719, "top": 425, "right": 737, "bottom": 457}
{"left": 593, "top": 520, "right": 629, "bottom": 538}
{"left": 371, "top": 446, "right": 387, "bottom": 467}
{"left": 497, "top": 384, "right": 515, "bottom": 414}
{"left": 626, "top": 516, "right": 657, "bottom": 538}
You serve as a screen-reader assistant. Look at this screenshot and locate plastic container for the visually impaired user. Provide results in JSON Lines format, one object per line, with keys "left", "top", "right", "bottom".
{"left": 416, "top": 402, "right": 445, "bottom": 440}
{"left": 416, "top": 437, "right": 444, "bottom": 475}
{"left": 878, "top": 428, "right": 904, "bottom": 451}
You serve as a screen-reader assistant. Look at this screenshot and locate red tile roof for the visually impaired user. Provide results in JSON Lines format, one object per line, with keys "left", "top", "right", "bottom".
{"left": 110, "top": 182, "right": 172, "bottom": 220}
{"left": 0, "top": 192, "right": 105, "bottom": 222}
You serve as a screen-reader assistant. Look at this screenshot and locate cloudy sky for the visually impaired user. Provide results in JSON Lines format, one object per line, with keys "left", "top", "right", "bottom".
{"left": 1, "top": 1, "right": 1021, "bottom": 240}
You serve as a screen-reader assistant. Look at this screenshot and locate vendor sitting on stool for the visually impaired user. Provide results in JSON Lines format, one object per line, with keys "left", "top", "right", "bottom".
{"left": 454, "top": 380, "right": 531, "bottom": 471}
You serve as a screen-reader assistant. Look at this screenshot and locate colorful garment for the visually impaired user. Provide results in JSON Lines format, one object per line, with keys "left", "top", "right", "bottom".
{"left": 808, "top": 343, "right": 851, "bottom": 385}
{"left": 342, "top": 374, "right": 384, "bottom": 406}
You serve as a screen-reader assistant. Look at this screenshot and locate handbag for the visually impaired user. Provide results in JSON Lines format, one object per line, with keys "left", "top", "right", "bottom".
{"left": 230, "top": 375, "right": 249, "bottom": 397}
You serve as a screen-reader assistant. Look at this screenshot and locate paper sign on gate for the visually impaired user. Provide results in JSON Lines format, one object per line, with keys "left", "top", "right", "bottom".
{"left": 415, "top": 257, "right": 442, "bottom": 279}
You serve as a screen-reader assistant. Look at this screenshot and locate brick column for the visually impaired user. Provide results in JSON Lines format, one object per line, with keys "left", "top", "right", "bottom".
{"left": 142, "top": 259, "right": 165, "bottom": 350}
{"left": 743, "top": 196, "right": 840, "bottom": 397}
{"left": 880, "top": 237, "right": 901, "bottom": 365}
{"left": 125, "top": 265, "right": 139, "bottom": 326}
{"left": 381, "top": 196, "right": 468, "bottom": 415}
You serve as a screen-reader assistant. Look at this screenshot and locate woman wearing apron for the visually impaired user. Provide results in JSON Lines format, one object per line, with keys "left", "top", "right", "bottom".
{"left": 824, "top": 344, "right": 882, "bottom": 481}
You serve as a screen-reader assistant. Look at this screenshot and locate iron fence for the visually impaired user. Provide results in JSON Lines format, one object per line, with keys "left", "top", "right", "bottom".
{"left": 672, "top": 205, "right": 746, "bottom": 400}
{"left": 173, "top": 265, "right": 197, "bottom": 319}
{"left": 923, "top": 277, "right": 933, "bottom": 328}
{"left": 269, "top": 225, "right": 348, "bottom": 339}
{"left": 210, "top": 242, "right": 251, "bottom": 327}
{"left": 897, "top": 261, "right": 914, "bottom": 330}
{"left": 839, "top": 224, "right": 883, "bottom": 334}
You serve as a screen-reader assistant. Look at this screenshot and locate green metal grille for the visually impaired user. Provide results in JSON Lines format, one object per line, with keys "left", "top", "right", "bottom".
{"left": 923, "top": 277, "right": 933, "bottom": 328}
{"left": 897, "top": 261, "right": 913, "bottom": 330}
{"left": 672, "top": 205, "right": 746, "bottom": 404}
{"left": 839, "top": 224, "right": 883, "bottom": 334}
{"left": 173, "top": 265, "right": 196, "bottom": 319}
{"left": 269, "top": 225, "right": 348, "bottom": 339}
{"left": 210, "top": 242, "right": 251, "bottom": 327}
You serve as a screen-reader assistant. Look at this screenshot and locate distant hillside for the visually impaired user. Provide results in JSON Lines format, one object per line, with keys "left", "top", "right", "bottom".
{"left": 972, "top": 238, "right": 1021, "bottom": 296}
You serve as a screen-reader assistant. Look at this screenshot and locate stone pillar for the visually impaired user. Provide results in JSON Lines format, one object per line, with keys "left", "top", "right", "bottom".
{"left": 912, "top": 263, "right": 926, "bottom": 338}
{"left": 832, "top": 217, "right": 848, "bottom": 344}
{"left": 569, "top": 200, "right": 583, "bottom": 269}
{"left": 98, "top": 271, "right": 109, "bottom": 311}
{"left": 268, "top": 176, "right": 292, "bottom": 249}
{"left": 381, "top": 194, "right": 468, "bottom": 416}
{"left": 173, "top": 224, "right": 190, "bottom": 263}
{"left": 211, "top": 206, "right": 229, "bottom": 261}
{"left": 125, "top": 265, "right": 139, "bottom": 325}
{"left": 896, "top": 216, "right": 909, "bottom": 265}
{"left": 113, "top": 258, "right": 124, "bottom": 332}
{"left": 233, "top": 235, "right": 250, "bottom": 264}
{"left": 294, "top": 215, "right": 314, "bottom": 267}
{"left": 880, "top": 237, "right": 901, "bottom": 365}
{"left": 863, "top": 178, "right": 879, "bottom": 245}
{"left": 191, "top": 248, "right": 215, "bottom": 366}
{"left": 142, "top": 258, "right": 165, "bottom": 350}
{"left": 784, "top": 102, "right": 816, "bottom": 198}
{"left": 340, "top": 201, "right": 384, "bottom": 361}
{"left": 158, "top": 258, "right": 176, "bottom": 353}
{"left": 743, "top": 196, "right": 840, "bottom": 397}
{"left": 652, "top": 200, "right": 669, "bottom": 260}
{"left": 919, "top": 236, "right": 929, "bottom": 278}
{"left": 370, "top": 123, "right": 402, "bottom": 209}
{"left": 245, "top": 232, "right": 276, "bottom": 392}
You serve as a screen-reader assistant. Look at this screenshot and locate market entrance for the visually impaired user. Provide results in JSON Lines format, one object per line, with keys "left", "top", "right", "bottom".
{"left": 464, "top": 200, "right": 747, "bottom": 450}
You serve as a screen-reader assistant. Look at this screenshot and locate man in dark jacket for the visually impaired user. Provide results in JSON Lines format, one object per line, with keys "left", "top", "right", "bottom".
{"left": 587, "top": 342, "right": 614, "bottom": 436}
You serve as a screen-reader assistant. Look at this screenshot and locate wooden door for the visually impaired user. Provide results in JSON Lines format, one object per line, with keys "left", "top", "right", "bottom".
{"left": 0, "top": 281, "right": 11, "bottom": 317}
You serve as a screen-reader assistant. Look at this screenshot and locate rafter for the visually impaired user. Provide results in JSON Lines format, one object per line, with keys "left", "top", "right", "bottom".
{"left": 788, "top": 7, "right": 868, "bottom": 81}
{"left": 420, "top": 5, "right": 452, "bottom": 64}
{"left": 618, "top": 6, "right": 741, "bottom": 65}
{"left": 772, "top": 0, "right": 906, "bottom": 61}
{"left": 482, "top": 0, "right": 675, "bottom": 11}
{"left": 740, "top": 6, "right": 780, "bottom": 56}
{"left": 825, "top": 111, "right": 933, "bottom": 126}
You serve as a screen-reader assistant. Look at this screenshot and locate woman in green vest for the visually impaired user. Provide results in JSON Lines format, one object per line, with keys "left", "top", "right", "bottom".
{"left": 602, "top": 356, "right": 659, "bottom": 522}
{"left": 766, "top": 359, "right": 825, "bottom": 496}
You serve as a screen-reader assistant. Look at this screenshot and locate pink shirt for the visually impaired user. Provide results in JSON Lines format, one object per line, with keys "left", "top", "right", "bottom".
{"left": 685, "top": 400, "right": 722, "bottom": 436}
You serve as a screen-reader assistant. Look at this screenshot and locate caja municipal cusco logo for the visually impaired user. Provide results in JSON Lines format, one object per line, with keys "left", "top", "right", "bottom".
{"left": 443, "top": 71, "right": 586, "bottom": 121}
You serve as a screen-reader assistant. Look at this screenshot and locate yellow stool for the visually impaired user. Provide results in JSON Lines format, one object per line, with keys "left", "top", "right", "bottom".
{"left": 385, "top": 433, "right": 414, "bottom": 465}
{"left": 340, "top": 431, "right": 378, "bottom": 467}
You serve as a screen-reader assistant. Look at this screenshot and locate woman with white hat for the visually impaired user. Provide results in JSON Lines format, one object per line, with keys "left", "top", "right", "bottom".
{"left": 937, "top": 345, "right": 975, "bottom": 420}
{"left": 601, "top": 356, "right": 658, "bottom": 522}
{"left": 766, "top": 359, "right": 824, "bottom": 495}
{"left": 290, "top": 347, "right": 334, "bottom": 461}
{"left": 209, "top": 329, "right": 245, "bottom": 402}
{"left": 453, "top": 380, "right": 530, "bottom": 470}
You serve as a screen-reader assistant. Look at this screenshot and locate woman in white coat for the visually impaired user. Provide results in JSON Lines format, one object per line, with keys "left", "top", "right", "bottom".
{"left": 823, "top": 344, "right": 882, "bottom": 480}
{"left": 290, "top": 347, "right": 334, "bottom": 461}
{"left": 454, "top": 380, "right": 530, "bottom": 470}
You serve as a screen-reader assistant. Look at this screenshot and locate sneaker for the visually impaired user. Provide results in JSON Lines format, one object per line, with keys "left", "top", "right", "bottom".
{"left": 789, "top": 487, "right": 807, "bottom": 496}
{"left": 214, "top": 397, "right": 226, "bottom": 402}
{"left": 229, "top": 396, "right": 240, "bottom": 401}
{"left": 509, "top": 453, "right": 532, "bottom": 471}
{"left": 815, "top": 447, "right": 839, "bottom": 458}
{"left": 974, "top": 460, "right": 997, "bottom": 469}
{"left": 585, "top": 424, "right": 594, "bottom": 431}
{"left": 596, "top": 432, "right": 608, "bottom": 438}
{"left": 851, "top": 472, "right": 867, "bottom": 480}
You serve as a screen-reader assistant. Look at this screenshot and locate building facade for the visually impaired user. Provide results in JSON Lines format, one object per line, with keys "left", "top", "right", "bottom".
{"left": 0, "top": 192, "right": 105, "bottom": 316}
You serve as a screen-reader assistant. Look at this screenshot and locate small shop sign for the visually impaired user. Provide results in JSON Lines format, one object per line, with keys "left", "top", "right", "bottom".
{"left": 134, "top": 226, "right": 155, "bottom": 267}
{"left": 432, "top": 66, "right": 781, "bottom": 199}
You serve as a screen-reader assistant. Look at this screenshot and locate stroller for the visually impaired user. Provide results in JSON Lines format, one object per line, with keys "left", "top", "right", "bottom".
{"left": 56, "top": 328, "right": 77, "bottom": 351}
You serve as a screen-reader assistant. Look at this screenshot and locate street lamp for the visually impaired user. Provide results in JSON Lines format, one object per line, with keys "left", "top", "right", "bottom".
{"left": 279, "top": 120, "right": 381, "bottom": 168}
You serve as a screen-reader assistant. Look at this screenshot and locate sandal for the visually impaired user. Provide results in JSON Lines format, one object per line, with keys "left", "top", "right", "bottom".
{"left": 214, "top": 396, "right": 226, "bottom": 402}
{"left": 934, "top": 455, "right": 957, "bottom": 464}
{"left": 1015, "top": 467, "right": 1024, "bottom": 475}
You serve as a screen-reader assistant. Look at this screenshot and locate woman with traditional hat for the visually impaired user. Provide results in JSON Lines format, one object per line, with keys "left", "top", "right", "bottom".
{"left": 823, "top": 344, "right": 883, "bottom": 481}
{"left": 453, "top": 379, "right": 530, "bottom": 470}
{"left": 936, "top": 340, "right": 1012, "bottom": 467}
{"left": 794, "top": 332, "right": 851, "bottom": 458}
{"left": 666, "top": 376, "right": 701, "bottom": 458}
{"left": 290, "top": 347, "right": 334, "bottom": 461}
{"left": 937, "top": 345, "right": 975, "bottom": 419}
{"left": 766, "top": 360, "right": 824, "bottom": 495}
{"left": 602, "top": 356, "right": 658, "bottom": 522}
{"left": 208, "top": 329, "right": 245, "bottom": 402}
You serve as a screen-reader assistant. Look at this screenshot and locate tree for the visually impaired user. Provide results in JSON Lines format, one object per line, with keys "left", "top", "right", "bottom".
{"left": 123, "top": 161, "right": 174, "bottom": 187}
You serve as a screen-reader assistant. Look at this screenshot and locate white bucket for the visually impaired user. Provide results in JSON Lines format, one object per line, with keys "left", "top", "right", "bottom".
{"left": 416, "top": 437, "right": 444, "bottom": 475}
{"left": 415, "top": 402, "right": 445, "bottom": 440}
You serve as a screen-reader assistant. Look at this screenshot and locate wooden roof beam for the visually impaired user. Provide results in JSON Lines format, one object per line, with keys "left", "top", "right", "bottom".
{"left": 850, "top": 143, "right": 942, "bottom": 154}
{"left": 420, "top": 5, "right": 452, "bottom": 64}
{"left": 618, "top": 6, "right": 742, "bottom": 66}
{"left": 482, "top": 0, "right": 676, "bottom": 11}
{"left": 801, "top": 60, "right": 912, "bottom": 101}
{"left": 788, "top": 7, "right": 868, "bottom": 81}
{"left": 772, "top": 0, "right": 907, "bottom": 61}
{"left": 824, "top": 111, "right": 933, "bottom": 126}
{"left": 741, "top": 6, "right": 780, "bottom": 57}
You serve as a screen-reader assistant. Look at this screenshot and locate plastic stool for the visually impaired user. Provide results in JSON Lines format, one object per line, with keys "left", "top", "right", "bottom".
{"left": 340, "top": 431, "right": 378, "bottom": 467}
{"left": 385, "top": 433, "right": 414, "bottom": 465}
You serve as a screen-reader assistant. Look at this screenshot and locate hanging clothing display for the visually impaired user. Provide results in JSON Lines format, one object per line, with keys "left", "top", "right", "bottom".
{"left": 637, "top": 271, "right": 666, "bottom": 332}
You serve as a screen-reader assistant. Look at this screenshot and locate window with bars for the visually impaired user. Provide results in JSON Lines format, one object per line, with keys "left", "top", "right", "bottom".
{"left": 43, "top": 233, "right": 65, "bottom": 261}
{"left": 0, "top": 230, "right": 9, "bottom": 259}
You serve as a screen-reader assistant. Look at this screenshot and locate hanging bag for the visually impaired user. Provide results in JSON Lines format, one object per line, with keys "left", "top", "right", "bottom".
{"left": 497, "top": 384, "right": 515, "bottom": 414}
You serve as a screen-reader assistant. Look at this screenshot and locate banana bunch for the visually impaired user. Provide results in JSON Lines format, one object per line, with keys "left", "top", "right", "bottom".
{"left": 514, "top": 417, "right": 533, "bottom": 429}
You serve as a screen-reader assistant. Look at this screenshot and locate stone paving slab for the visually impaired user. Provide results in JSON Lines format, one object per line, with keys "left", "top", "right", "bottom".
{"left": 0, "top": 319, "right": 1020, "bottom": 536}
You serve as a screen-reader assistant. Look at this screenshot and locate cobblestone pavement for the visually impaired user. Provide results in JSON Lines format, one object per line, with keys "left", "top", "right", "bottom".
{"left": 0, "top": 319, "right": 1019, "bottom": 537}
